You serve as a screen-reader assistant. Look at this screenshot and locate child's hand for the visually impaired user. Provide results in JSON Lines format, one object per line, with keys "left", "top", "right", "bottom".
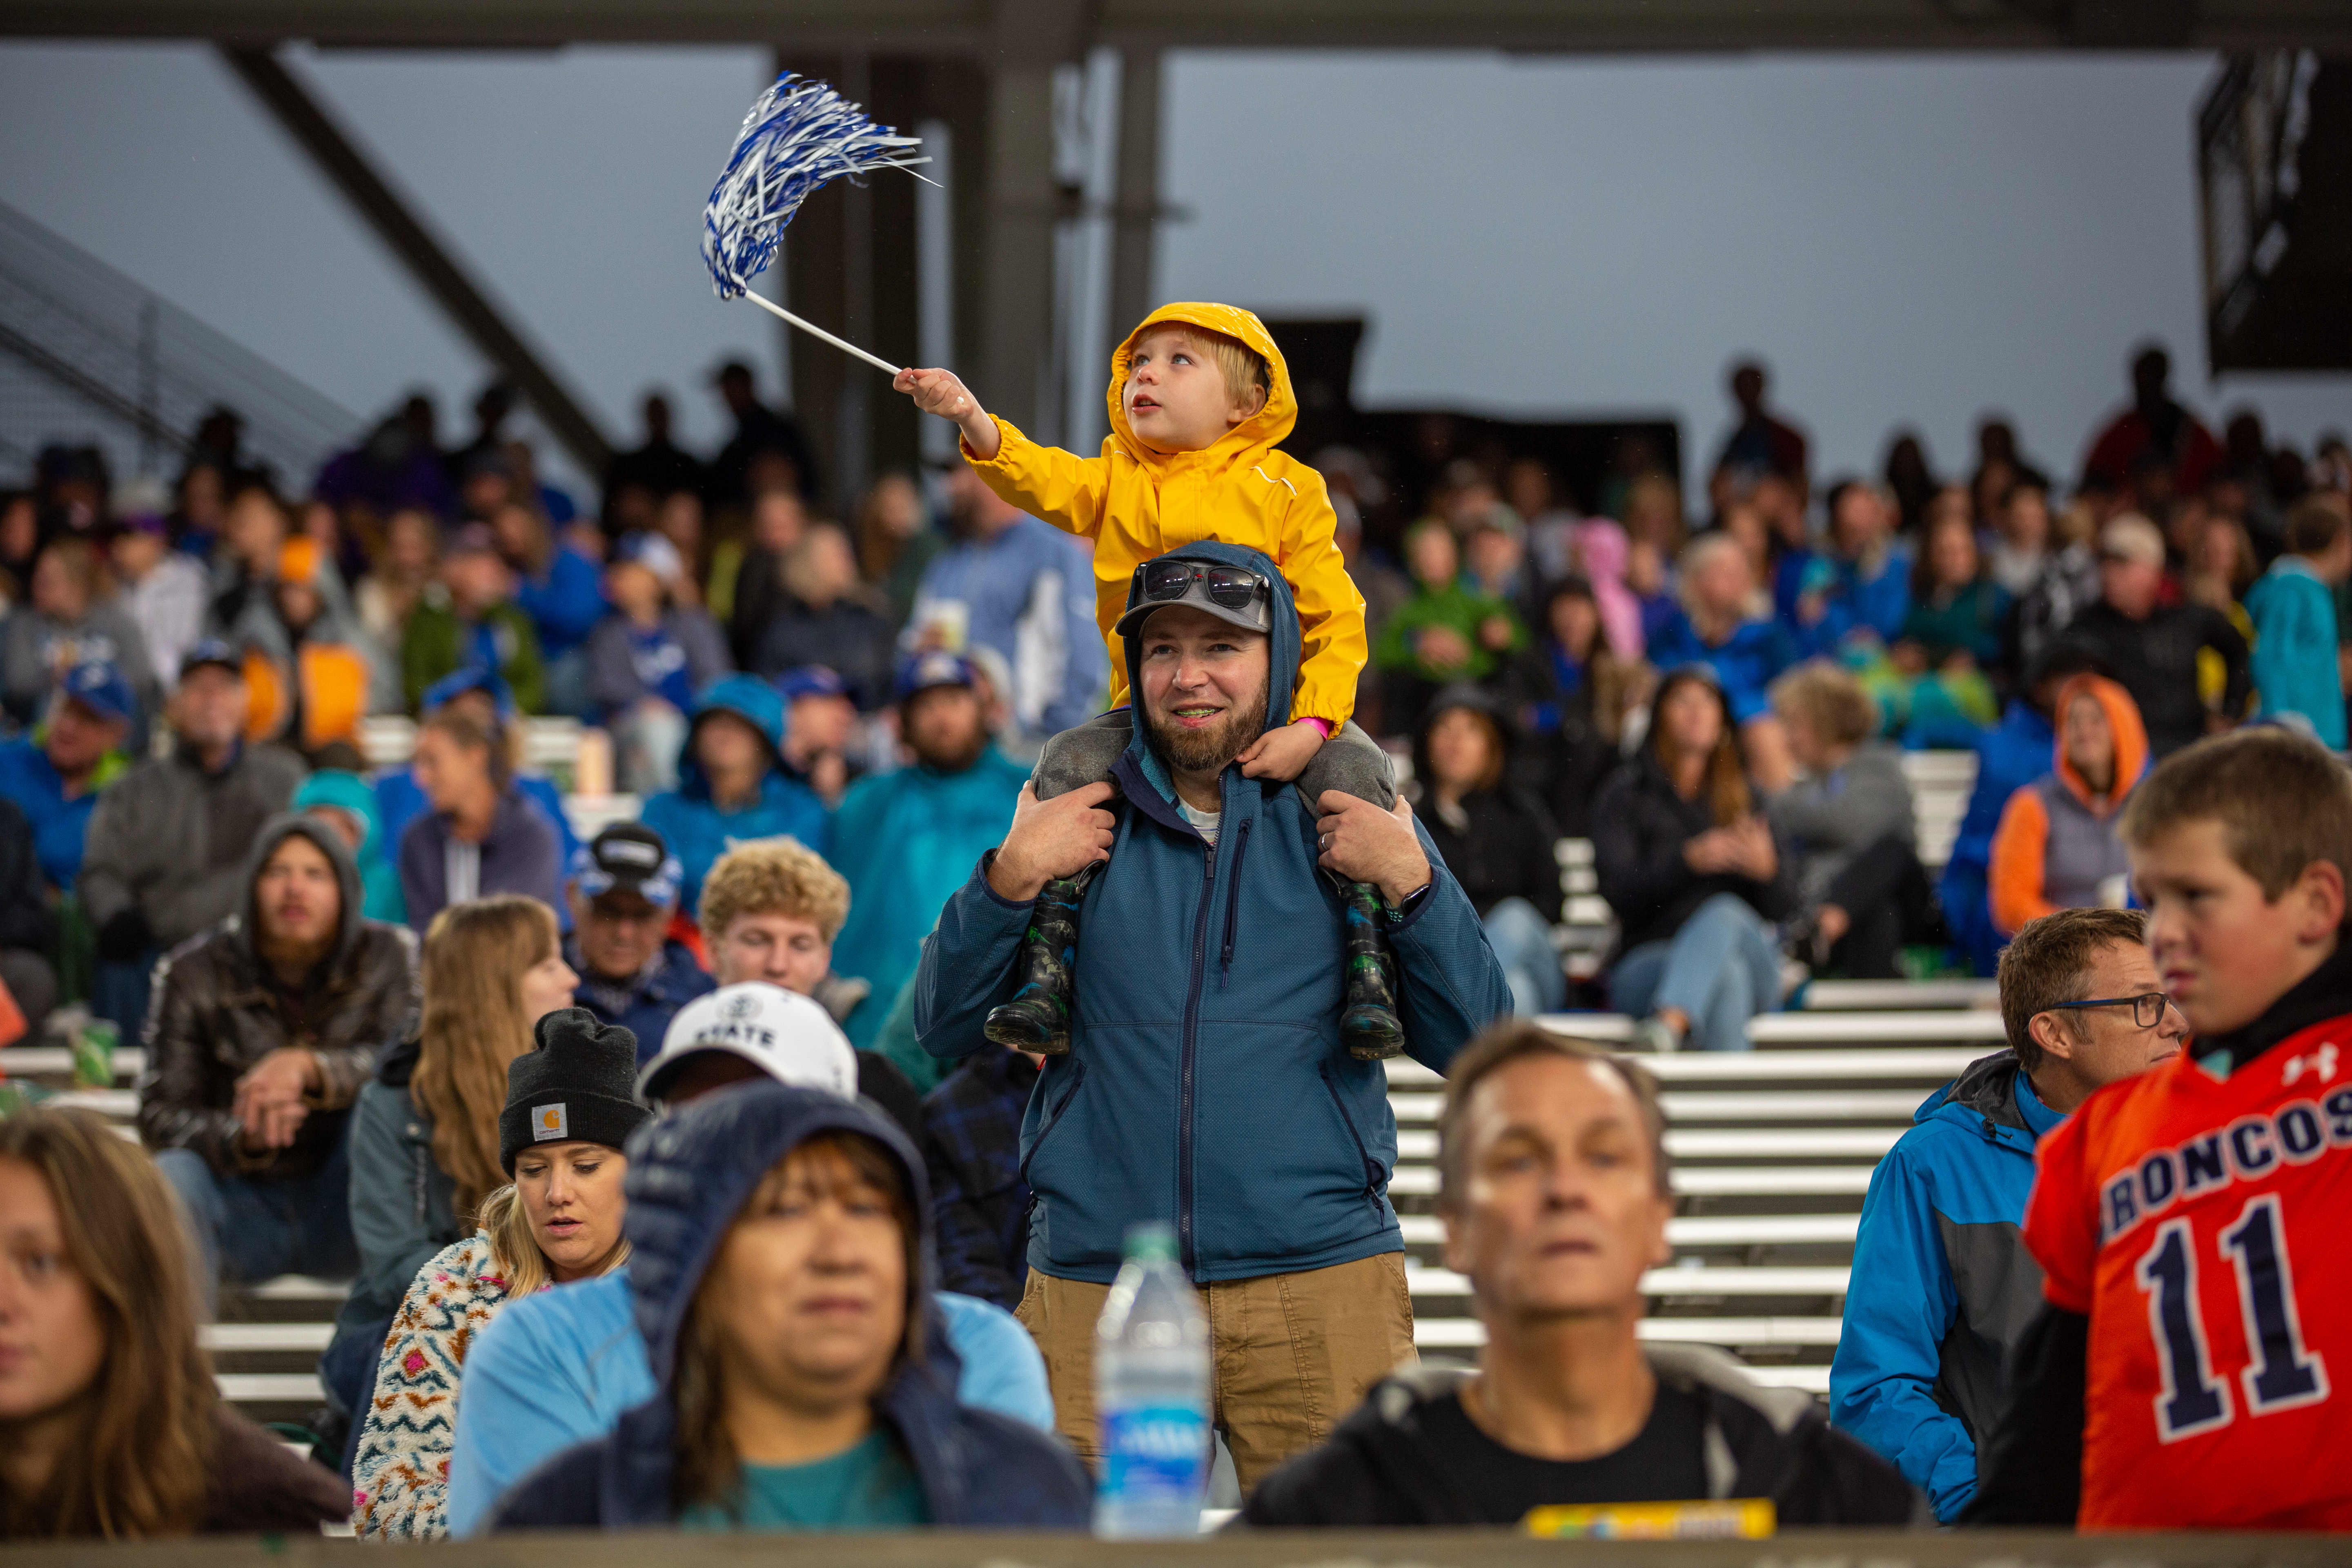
{"left": 893, "top": 367, "right": 1000, "bottom": 460}
{"left": 1237, "top": 719, "right": 1326, "bottom": 782}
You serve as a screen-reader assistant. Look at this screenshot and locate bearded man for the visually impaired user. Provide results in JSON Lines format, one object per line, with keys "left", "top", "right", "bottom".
{"left": 913, "top": 542, "right": 1510, "bottom": 1489}
{"left": 826, "top": 650, "right": 1034, "bottom": 1047}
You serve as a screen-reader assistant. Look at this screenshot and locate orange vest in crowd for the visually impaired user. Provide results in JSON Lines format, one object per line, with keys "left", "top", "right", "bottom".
{"left": 243, "top": 644, "right": 370, "bottom": 753}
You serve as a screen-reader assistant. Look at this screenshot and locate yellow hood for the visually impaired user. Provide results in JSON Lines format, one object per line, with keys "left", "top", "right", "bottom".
{"left": 1106, "top": 303, "right": 1296, "bottom": 470}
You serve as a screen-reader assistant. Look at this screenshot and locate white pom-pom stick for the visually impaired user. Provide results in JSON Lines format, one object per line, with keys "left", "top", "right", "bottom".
{"left": 738, "top": 290, "right": 903, "bottom": 376}
{"left": 703, "top": 72, "right": 927, "bottom": 375}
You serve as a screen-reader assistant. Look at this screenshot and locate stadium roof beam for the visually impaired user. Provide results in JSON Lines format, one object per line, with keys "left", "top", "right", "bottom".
{"left": 5, "top": 0, "right": 2348, "bottom": 50}
{"left": 218, "top": 45, "right": 615, "bottom": 475}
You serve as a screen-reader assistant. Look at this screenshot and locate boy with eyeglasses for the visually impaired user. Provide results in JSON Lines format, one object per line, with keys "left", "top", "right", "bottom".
{"left": 898, "top": 305, "right": 1410, "bottom": 1054}
{"left": 1971, "top": 727, "right": 2352, "bottom": 1529}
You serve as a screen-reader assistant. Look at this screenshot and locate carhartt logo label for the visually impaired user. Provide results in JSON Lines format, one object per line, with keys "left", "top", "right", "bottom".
{"left": 533, "top": 1103, "right": 568, "bottom": 1141}
{"left": 2283, "top": 1044, "right": 2339, "bottom": 1087}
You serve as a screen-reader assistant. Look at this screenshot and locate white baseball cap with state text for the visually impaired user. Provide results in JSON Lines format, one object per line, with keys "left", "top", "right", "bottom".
{"left": 637, "top": 982, "right": 858, "bottom": 1103}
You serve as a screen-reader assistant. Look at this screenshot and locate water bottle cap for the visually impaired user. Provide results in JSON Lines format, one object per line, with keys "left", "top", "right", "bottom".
{"left": 1122, "top": 1222, "right": 1178, "bottom": 1263}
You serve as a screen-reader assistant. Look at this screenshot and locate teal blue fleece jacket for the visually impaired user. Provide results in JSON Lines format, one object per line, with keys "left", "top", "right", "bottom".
{"left": 1830, "top": 1049, "right": 2065, "bottom": 1521}
{"left": 829, "top": 744, "right": 1033, "bottom": 1048}
{"left": 911, "top": 541, "right": 1512, "bottom": 1284}
{"left": 2245, "top": 555, "right": 2347, "bottom": 748}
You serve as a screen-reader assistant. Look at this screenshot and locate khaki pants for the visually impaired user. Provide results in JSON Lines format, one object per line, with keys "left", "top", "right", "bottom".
{"left": 1016, "top": 1251, "right": 1417, "bottom": 1494}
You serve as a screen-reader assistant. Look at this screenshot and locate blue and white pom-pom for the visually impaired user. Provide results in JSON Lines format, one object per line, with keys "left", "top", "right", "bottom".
{"left": 703, "top": 72, "right": 927, "bottom": 301}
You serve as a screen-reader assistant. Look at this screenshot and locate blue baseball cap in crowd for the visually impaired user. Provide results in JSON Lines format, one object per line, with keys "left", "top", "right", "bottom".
{"left": 776, "top": 665, "right": 848, "bottom": 704}
{"left": 893, "top": 650, "right": 978, "bottom": 704}
{"left": 420, "top": 665, "right": 518, "bottom": 722}
{"left": 56, "top": 659, "right": 135, "bottom": 727}
{"left": 569, "top": 822, "right": 683, "bottom": 908}
{"left": 179, "top": 637, "right": 244, "bottom": 680}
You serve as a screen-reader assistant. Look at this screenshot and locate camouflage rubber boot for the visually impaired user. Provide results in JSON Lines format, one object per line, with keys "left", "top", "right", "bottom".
{"left": 984, "top": 862, "right": 1101, "bottom": 1054}
{"left": 1338, "top": 879, "right": 1406, "bottom": 1060}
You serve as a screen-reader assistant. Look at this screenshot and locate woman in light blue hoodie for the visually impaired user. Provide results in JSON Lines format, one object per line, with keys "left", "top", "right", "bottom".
{"left": 2245, "top": 501, "right": 2350, "bottom": 749}
{"left": 639, "top": 675, "right": 831, "bottom": 915}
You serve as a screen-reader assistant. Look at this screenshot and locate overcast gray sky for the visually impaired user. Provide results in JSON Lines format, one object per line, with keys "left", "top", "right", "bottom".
{"left": 0, "top": 40, "right": 2344, "bottom": 502}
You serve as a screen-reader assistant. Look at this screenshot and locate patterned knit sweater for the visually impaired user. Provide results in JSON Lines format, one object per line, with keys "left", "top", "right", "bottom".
{"left": 351, "top": 1233, "right": 529, "bottom": 1539}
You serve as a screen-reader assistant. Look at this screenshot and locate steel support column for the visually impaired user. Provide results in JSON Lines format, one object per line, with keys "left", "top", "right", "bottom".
{"left": 1107, "top": 47, "right": 1162, "bottom": 351}
{"left": 220, "top": 45, "right": 614, "bottom": 477}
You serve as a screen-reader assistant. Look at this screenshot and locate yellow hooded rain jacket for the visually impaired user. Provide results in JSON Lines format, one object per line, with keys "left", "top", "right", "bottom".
{"left": 961, "top": 302, "right": 1365, "bottom": 728}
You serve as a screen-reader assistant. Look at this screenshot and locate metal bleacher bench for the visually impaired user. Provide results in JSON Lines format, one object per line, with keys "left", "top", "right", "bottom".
{"left": 1553, "top": 749, "right": 1981, "bottom": 984}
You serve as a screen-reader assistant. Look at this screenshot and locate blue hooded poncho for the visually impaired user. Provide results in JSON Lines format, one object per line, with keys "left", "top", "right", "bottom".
{"left": 486, "top": 1082, "right": 1091, "bottom": 1530}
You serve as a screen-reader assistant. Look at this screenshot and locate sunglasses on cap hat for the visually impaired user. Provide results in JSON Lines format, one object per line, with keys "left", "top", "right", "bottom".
{"left": 1139, "top": 558, "right": 1270, "bottom": 614}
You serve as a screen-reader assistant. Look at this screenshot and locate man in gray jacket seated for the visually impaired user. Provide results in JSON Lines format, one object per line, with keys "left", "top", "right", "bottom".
{"left": 1242, "top": 1023, "right": 1923, "bottom": 1528}
{"left": 81, "top": 637, "right": 306, "bottom": 1034}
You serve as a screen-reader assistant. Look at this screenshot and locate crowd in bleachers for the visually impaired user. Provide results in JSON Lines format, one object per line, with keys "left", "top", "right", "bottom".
{"left": 3, "top": 331, "right": 2351, "bottom": 1541}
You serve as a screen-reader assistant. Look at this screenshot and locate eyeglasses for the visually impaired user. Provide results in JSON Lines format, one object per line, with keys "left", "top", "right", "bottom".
{"left": 1137, "top": 559, "right": 1270, "bottom": 614}
{"left": 2042, "top": 992, "right": 2177, "bottom": 1030}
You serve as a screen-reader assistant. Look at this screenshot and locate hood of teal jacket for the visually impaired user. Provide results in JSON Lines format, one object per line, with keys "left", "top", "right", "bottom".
{"left": 292, "top": 769, "right": 384, "bottom": 866}
{"left": 675, "top": 674, "right": 786, "bottom": 802}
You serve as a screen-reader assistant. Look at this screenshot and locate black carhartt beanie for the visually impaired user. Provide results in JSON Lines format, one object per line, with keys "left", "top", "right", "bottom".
{"left": 499, "top": 1007, "right": 651, "bottom": 1173}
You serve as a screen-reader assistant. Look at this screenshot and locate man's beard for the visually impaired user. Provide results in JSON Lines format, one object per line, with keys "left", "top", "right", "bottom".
{"left": 910, "top": 722, "right": 989, "bottom": 773}
{"left": 1146, "top": 684, "right": 1268, "bottom": 777}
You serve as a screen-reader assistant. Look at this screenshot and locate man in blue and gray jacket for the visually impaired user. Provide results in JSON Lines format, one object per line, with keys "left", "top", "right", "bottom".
{"left": 913, "top": 540, "right": 1512, "bottom": 1491}
{"left": 1830, "top": 906, "right": 2184, "bottom": 1520}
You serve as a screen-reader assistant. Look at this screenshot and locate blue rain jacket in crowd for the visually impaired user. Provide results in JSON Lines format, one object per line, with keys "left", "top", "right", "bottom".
{"left": 1646, "top": 612, "right": 1800, "bottom": 725}
{"left": 1829, "top": 1049, "right": 2063, "bottom": 1523}
{"left": 1936, "top": 699, "right": 2055, "bottom": 976}
{"left": 0, "top": 737, "right": 113, "bottom": 889}
{"left": 913, "top": 541, "right": 1512, "bottom": 1285}
{"left": 513, "top": 545, "right": 606, "bottom": 660}
{"left": 639, "top": 675, "right": 831, "bottom": 915}
{"left": 487, "top": 1083, "right": 1090, "bottom": 1531}
{"left": 828, "top": 742, "right": 1032, "bottom": 1050}
{"left": 1804, "top": 544, "right": 1913, "bottom": 655}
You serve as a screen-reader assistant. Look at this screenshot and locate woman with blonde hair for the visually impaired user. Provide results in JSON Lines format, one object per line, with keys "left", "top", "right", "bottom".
{"left": 351, "top": 1007, "right": 646, "bottom": 1538}
{"left": 318, "top": 897, "right": 576, "bottom": 1474}
{"left": 0, "top": 1107, "right": 344, "bottom": 1537}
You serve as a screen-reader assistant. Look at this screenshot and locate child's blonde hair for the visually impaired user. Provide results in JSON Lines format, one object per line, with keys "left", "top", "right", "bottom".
{"left": 1130, "top": 322, "right": 1269, "bottom": 414}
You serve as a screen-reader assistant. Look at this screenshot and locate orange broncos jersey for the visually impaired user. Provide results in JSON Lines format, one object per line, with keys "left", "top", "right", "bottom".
{"left": 2024, "top": 1017, "right": 2352, "bottom": 1530}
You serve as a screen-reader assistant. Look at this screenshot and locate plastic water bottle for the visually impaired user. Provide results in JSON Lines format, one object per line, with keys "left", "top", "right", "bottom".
{"left": 1093, "top": 1222, "right": 1211, "bottom": 1538}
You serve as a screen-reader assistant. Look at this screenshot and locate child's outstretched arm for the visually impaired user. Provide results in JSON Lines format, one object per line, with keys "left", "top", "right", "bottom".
{"left": 895, "top": 368, "right": 1001, "bottom": 460}
{"left": 893, "top": 366, "right": 1110, "bottom": 542}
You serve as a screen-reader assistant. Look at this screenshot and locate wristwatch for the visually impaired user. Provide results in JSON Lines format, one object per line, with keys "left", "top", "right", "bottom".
{"left": 1388, "top": 882, "right": 1434, "bottom": 922}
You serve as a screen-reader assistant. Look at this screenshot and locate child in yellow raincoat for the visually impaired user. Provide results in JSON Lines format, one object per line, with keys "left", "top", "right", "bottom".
{"left": 896, "top": 303, "right": 1407, "bottom": 1057}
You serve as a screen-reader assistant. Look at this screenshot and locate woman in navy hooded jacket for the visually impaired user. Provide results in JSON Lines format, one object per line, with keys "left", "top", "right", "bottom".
{"left": 488, "top": 1081, "right": 1090, "bottom": 1532}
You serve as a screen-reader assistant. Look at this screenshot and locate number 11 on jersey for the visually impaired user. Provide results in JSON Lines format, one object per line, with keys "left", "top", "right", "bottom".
{"left": 2136, "top": 1194, "right": 2331, "bottom": 1443}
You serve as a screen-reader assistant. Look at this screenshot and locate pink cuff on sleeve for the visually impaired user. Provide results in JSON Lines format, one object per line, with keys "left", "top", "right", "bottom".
{"left": 1300, "top": 717, "right": 1334, "bottom": 738}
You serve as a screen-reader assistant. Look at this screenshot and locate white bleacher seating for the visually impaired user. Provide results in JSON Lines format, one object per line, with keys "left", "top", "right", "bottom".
{"left": 2, "top": 987, "right": 1999, "bottom": 1417}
